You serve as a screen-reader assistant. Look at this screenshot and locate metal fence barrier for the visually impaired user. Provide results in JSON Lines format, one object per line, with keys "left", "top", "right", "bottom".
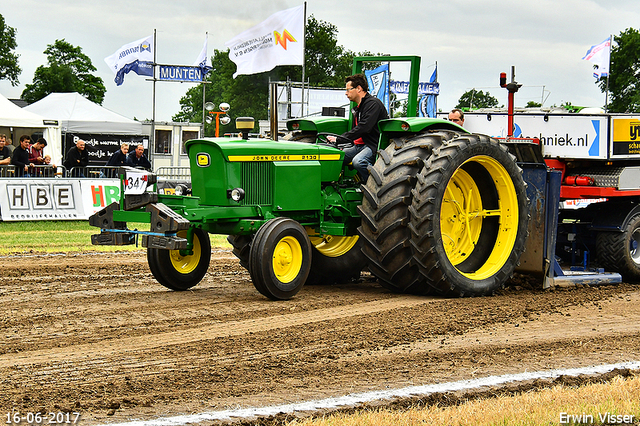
{"left": 0, "top": 164, "right": 67, "bottom": 177}
{"left": 0, "top": 165, "right": 16, "bottom": 177}
{"left": 1, "top": 164, "right": 191, "bottom": 179}
{"left": 155, "top": 166, "right": 191, "bottom": 180}
{"left": 67, "top": 165, "right": 148, "bottom": 178}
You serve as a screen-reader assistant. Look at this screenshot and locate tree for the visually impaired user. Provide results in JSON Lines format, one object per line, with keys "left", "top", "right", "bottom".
{"left": 599, "top": 28, "right": 640, "bottom": 113}
{"left": 0, "top": 14, "right": 21, "bottom": 86}
{"left": 455, "top": 89, "right": 499, "bottom": 110}
{"left": 173, "top": 16, "right": 361, "bottom": 134}
{"left": 526, "top": 101, "right": 542, "bottom": 108}
{"left": 22, "top": 39, "right": 106, "bottom": 104}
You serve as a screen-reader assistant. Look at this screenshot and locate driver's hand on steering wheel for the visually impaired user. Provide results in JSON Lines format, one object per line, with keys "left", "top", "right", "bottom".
{"left": 326, "top": 135, "right": 337, "bottom": 143}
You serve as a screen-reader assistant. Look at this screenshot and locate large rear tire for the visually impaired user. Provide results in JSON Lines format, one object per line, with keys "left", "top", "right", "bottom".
{"left": 306, "top": 234, "right": 367, "bottom": 285}
{"left": 358, "top": 131, "right": 455, "bottom": 293}
{"left": 410, "top": 134, "right": 529, "bottom": 297}
{"left": 597, "top": 212, "right": 640, "bottom": 282}
{"left": 147, "top": 228, "right": 211, "bottom": 291}
{"left": 249, "top": 218, "right": 312, "bottom": 300}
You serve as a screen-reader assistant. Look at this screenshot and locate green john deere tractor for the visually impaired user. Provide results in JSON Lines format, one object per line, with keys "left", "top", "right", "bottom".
{"left": 90, "top": 55, "right": 534, "bottom": 300}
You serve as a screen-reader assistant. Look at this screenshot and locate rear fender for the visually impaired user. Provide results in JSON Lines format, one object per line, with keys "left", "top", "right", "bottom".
{"left": 377, "top": 117, "right": 467, "bottom": 150}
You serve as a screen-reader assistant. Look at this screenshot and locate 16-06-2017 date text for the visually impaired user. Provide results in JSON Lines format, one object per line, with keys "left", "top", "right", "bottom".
{"left": 6, "top": 412, "right": 80, "bottom": 425}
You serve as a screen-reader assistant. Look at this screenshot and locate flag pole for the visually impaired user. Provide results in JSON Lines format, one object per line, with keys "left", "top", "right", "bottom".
{"left": 605, "top": 34, "right": 611, "bottom": 113}
{"left": 151, "top": 29, "right": 157, "bottom": 154}
{"left": 301, "top": 1, "right": 307, "bottom": 118}
{"left": 202, "top": 31, "right": 208, "bottom": 135}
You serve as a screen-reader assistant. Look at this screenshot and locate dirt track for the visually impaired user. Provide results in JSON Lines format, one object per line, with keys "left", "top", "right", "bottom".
{"left": 1, "top": 250, "right": 640, "bottom": 425}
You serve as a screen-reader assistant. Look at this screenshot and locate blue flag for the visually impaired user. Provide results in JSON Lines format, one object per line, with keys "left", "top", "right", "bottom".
{"left": 419, "top": 66, "right": 438, "bottom": 118}
{"left": 365, "top": 64, "right": 389, "bottom": 112}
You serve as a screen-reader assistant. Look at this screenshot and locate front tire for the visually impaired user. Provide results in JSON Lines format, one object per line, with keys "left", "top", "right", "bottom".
{"left": 410, "top": 134, "right": 529, "bottom": 297}
{"left": 147, "top": 228, "right": 211, "bottom": 291}
{"left": 249, "top": 218, "right": 312, "bottom": 300}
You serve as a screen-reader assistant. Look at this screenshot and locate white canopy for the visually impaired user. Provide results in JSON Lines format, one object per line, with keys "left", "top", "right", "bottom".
{"left": 25, "top": 92, "right": 143, "bottom": 135}
{"left": 0, "top": 92, "right": 62, "bottom": 165}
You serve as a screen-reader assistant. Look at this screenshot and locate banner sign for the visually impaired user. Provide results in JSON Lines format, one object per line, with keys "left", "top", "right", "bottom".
{"left": 612, "top": 117, "right": 640, "bottom": 156}
{"left": 0, "top": 178, "right": 121, "bottom": 221}
{"left": 390, "top": 80, "right": 440, "bottom": 95}
{"left": 158, "top": 65, "right": 205, "bottom": 82}
{"left": 65, "top": 134, "right": 147, "bottom": 165}
{"left": 458, "top": 113, "right": 611, "bottom": 159}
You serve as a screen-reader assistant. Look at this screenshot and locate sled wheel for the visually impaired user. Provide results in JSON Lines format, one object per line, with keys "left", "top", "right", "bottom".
{"left": 227, "top": 234, "right": 252, "bottom": 270}
{"left": 410, "top": 134, "right": 529, "bottom": 297}
{"left": 249, "top": 217, "right": 312, "bottom": 300}
{"left": 358, "top": 131, "right": 456, "bottom": 293}
{"left": 147, "top": 228, "right": 211, "bottom": 291}
{"left": 306, "top": 233, "right": 367, "bottom": 285}
{"left": 597, "top": 212, "right": 640, "bottom": 282}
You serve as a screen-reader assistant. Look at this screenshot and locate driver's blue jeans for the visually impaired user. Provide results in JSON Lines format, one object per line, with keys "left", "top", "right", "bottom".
{"left": 343, "top": 144, "right": 374, "bottom": 182}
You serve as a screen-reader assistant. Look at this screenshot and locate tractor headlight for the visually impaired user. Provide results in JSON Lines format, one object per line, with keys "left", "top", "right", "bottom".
{"left": 174, "top": 183, "right": 191, "bottom": 196}
{"left": 227, "top": 187, "right": 245, "bottom": 202}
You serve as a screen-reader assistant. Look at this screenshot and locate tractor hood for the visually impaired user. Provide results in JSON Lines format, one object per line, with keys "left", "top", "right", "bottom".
{"left": 184, "top": 137, "right": 345, "bottom": 207}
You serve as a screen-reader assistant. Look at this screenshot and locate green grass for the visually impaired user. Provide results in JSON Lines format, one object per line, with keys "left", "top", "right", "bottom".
{"left": 0, "top": 220, "right": 230, "bottom": 254}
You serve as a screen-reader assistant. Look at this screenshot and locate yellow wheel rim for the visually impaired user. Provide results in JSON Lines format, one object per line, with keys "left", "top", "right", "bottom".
{"left": 441, "top": 155, "right": 518, "bottom": 280}
{"left": 273, "top": 236, "right": 303, "bottom": 283}
{"left": 169, "top": 230, "right": 201, "bottom": 274}
{"left": 307, "top": 231, "right": 359, "bottom": 258}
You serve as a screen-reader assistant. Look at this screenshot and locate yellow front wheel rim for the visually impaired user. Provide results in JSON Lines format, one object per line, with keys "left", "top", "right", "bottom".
{"left": 273, "top": 236, "right": 303, "bottom": 283}
{"left": 441, "top": 155, "right": 518, "bottom": 280}
{"left": 169, "top": 230, "right": 201, "bottom": 274}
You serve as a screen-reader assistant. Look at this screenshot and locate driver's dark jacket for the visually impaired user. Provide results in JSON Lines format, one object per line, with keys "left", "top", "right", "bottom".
{"left": 341, "top": 93, "right": 389, "bottom": 152}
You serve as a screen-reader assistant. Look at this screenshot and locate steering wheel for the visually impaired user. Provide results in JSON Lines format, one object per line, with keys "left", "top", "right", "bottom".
{"left": 316, "top": 132, "right": 354, "bottom": 149}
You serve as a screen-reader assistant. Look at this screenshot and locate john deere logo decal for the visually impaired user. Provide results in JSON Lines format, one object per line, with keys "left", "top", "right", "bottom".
{"left": 196, "top": 153, "right": 210, "bottom": 167}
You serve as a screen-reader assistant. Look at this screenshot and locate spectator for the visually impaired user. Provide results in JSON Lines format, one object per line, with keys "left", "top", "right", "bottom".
{"left": 5, "top": 137, "right": 14, "bottom": 154}
{"left": 126, "top": 144, "right": 151, "bottom": 169}
{"left": 107, "top": 143, "right": 129, "bottom": 166}
{"left": 11, "top": 135, "right": 34, "bottom": 177}
{"left": 64, "top": 139, "right": 89, "bottom": 177}
{"left": 448, "top": 108, "right": 465, "bottom": 127}
{"left": 0, "top": 134, "right": 10, "bottom": 166}
{"left": 42, "top": 155, "right": 57, "bottom": 177}
{"left": 28, "top": 137, "right": 47, "bottom": 166}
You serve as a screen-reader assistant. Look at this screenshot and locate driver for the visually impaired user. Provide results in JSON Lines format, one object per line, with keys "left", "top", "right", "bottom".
{"left": 327, "top": 74, "right": 389, "bottom": 183}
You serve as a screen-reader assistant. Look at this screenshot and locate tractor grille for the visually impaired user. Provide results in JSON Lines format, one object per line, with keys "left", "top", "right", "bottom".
{"left": 241, "top": 162, "right": 272, "bottom": 205}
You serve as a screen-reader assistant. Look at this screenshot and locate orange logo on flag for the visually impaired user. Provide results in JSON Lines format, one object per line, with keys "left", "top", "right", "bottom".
{"left": 274, "top": 29, "right": 296, "bottom": 50}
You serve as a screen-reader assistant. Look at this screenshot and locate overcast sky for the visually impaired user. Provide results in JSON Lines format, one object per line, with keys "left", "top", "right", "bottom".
{"left": 0, "top": 0, "right": 637, "bottom": 122}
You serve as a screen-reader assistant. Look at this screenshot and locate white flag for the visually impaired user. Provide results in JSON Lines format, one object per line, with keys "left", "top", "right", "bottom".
{"left": 193, "top": 34, "right": 212, "bottom": 74}
{"left": 104, "top": 35, "right": 154, "bottom": 86}
{"left": 582, "top": 37, "right": 611, "bottom": 79}
{"left": 225, "top": 5, "right": 304, "bottom": 78}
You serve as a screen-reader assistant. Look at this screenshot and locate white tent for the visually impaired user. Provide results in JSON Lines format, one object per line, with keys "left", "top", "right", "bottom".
{"left": 0, "top": 93, "right": 62, "bottom": 165}
{"left": 24, "top": 92, "right": 143, "bottom": 135}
